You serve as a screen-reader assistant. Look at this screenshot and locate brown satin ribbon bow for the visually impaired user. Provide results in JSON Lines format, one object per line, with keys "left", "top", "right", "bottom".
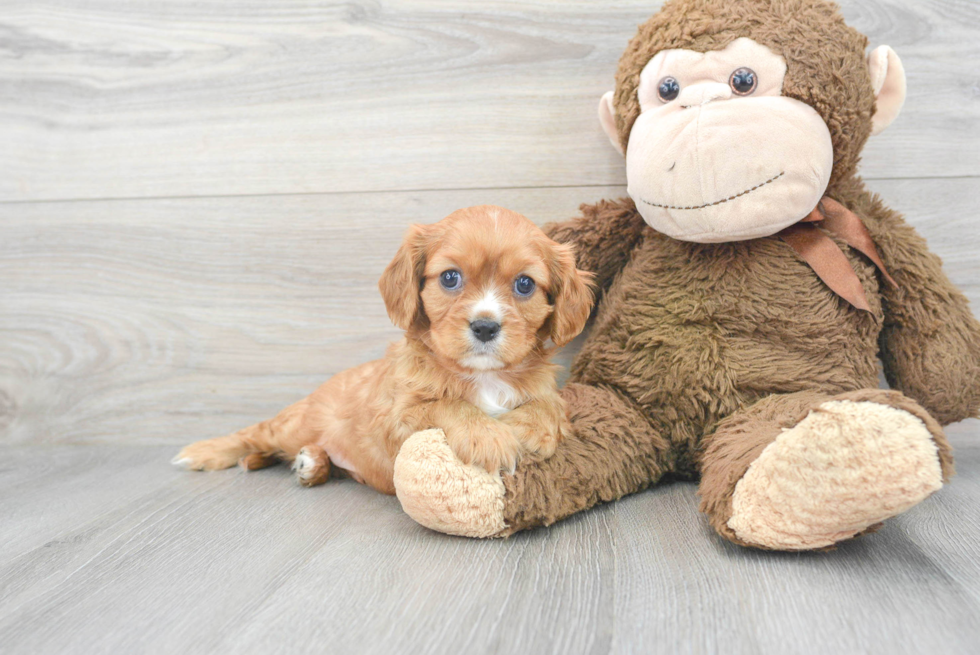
{"left": 778, "top": 197, "right": 898, "bottom": 312}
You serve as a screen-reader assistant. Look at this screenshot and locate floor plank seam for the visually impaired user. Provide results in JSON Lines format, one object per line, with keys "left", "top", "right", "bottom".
{"left": 1, "top": 174, "right": 977, "bottom": 207}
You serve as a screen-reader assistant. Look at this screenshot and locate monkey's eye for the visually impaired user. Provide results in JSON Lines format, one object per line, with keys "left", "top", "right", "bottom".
{"left": 439, "top": 269, "right": 462, "bottom": 291}
{"left": 657, "top": 76, "right": 681, "bottom": 102}
{"left": 729, "top": 68, "right": 757, "bottom": 95}
{"left": 513, "top": 275, "right": 536, "bottom": 297}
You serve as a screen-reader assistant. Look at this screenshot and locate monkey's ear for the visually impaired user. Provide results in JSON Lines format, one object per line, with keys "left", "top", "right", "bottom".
{"left": 598, "top": 91, "right": 624, "bottom": 155}
{"left": 868, "top": 46, "right": 906, "bottom": 136}
{"left": 379, "top": 224, "right": 430, "bottom": 331}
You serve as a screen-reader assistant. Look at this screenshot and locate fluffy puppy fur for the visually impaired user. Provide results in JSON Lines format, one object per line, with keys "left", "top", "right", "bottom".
{"left": 173, "top": 206, "right": 594, "bottom": 494}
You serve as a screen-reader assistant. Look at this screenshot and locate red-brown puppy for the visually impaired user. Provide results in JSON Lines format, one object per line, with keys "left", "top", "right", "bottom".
{"left": 173, "top": 206, "right": 594, "bottom": 494}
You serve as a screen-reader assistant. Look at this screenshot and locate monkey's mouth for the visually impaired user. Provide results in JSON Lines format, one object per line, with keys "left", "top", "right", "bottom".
{"left": 637, "top": 171, "right": 785, "bottom": 211}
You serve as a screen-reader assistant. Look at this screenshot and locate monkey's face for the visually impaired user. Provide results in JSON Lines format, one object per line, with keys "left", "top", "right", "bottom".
{"left": 614, "top": 38, "right": 835, "bottom": 243}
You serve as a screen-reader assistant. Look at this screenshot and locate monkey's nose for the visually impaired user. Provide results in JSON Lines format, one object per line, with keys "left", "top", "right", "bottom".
{"left": 678, "top": 82, "right": 732, "bottom": 108}
{"left": 470, "top": 319, "right": 500, "bottom": 343}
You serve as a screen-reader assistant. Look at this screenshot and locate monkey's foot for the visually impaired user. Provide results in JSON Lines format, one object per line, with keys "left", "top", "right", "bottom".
{"left": 394, "top": 429, "right": 507, "bottom": 538}
{"left": 728, "top": 400, "right": 945, "bottom": 550}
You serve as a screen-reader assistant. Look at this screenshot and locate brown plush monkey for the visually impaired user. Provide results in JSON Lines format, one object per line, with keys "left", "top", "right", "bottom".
{"left": 391, "top": 0, "right": 980, "bottom": 550}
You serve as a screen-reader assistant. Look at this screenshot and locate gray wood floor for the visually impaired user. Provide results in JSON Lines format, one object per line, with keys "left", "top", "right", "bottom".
{"left": 1, "top": 1, "right": 979, "bottom": 653}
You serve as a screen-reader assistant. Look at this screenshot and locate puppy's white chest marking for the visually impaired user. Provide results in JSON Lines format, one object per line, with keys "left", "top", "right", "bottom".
{"left": 468, "top": 373, "right": 522, "bottom": 417}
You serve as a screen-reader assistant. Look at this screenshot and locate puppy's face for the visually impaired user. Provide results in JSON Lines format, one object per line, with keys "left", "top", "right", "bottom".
{"left": 379, "top": 206, "right": 593, "bottom": 371}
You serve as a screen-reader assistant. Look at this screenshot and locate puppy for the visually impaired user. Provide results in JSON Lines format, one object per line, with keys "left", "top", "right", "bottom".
{"left": 173, "top": 206, "right": 594, "bottom": 494}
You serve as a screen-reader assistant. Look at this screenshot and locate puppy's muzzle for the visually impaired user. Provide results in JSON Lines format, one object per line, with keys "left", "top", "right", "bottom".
{"left": 470, "top": 319, "right": 500, "bottom": 343}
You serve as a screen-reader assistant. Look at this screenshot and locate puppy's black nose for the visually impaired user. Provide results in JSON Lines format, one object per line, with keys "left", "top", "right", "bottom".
{"left": 470, "top": 319, "right": 500, "bottom": 343}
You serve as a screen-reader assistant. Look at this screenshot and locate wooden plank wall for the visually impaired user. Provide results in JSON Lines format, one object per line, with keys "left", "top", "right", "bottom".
{"left": 1, "top": 0, "right": 978, "bottom": 449}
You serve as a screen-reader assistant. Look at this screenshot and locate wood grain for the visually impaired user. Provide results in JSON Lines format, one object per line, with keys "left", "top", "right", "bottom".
{"left": 1, "top": 2, "right": 979, "bottom": 653}
{"left": 610, "top": 435, "right": 980, "bottom": 655}
{"left": 0, "top": 434, "right": 977, "bottom": 654}
{"left": 1, "top": 0, "right": 978, "bottom": 202}
{"left": 0, "top": 185, "right": 628, "bottom": 446}
{"left": 2, "top": 180, "right": 975, "bottom": 447}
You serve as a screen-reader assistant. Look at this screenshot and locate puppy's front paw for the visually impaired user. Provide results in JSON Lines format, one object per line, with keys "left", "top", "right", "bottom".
{"left": 500, "top": 414, "right": 565, "bottom": 461}
{"left": 446, "top": 422, "right": 521, "bottom": 474}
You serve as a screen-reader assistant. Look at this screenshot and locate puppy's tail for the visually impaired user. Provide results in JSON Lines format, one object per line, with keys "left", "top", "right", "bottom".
{"left": 172, "top": 400, "right": 310, "bottom": 471}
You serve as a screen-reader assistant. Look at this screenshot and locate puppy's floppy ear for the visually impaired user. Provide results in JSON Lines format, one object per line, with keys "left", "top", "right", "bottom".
{"left": 547, "top": 243, "right": 594, "bottom": 347}
{"left": 379, "top": 224, "right": 431, "bottom": 331}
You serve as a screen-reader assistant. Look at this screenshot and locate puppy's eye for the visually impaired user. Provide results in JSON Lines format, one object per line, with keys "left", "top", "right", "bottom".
{"left": 729, "top": 67, "right": 757, "bottom": 95}
{"left": 513, "top": 275, "right": 536, "bottom": 297}
{"left": 439, "top": 269, "right": 462, "bottom": 291}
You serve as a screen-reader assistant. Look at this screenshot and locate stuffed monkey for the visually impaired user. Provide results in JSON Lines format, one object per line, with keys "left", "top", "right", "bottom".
{"left": 392, "top": 0, "right": 980, "bottom": 550}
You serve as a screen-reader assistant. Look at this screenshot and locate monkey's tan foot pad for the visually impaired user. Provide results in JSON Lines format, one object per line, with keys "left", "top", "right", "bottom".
{"left": 729, "top": 400, "right": 944, "bottom": 550}
{"left": 394, "top": 429, "right": 507, "bottom": 538}
{"left": 292, "top": 445, "right": 331, "bottom": 487}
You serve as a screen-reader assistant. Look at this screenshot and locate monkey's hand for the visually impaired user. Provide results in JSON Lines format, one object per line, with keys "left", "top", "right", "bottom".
{"left": 867, "top": 200, "right": 980, "bottom": 425}
{"left": 880, "top": 288, "right": 980, "bottom": 426}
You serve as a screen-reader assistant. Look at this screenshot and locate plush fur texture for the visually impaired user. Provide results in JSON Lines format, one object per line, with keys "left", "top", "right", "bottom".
{"left": 174, "top": 206, "right": 593, "bottom": 494}
{"left": 393, "top": 0, "right": 980, "bottom": 549}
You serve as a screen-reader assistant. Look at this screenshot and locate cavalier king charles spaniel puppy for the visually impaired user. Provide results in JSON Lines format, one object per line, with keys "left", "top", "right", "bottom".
{"left": 174, "top": 206, "right": 593, "bottom": 494}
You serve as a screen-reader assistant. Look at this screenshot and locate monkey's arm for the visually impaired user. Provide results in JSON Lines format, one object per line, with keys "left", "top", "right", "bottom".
{"left": 861, "top": 194, "right": 980, "bottom": 426}
{"left": 544, "top": 198, "right": 648, "bottom": 300}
